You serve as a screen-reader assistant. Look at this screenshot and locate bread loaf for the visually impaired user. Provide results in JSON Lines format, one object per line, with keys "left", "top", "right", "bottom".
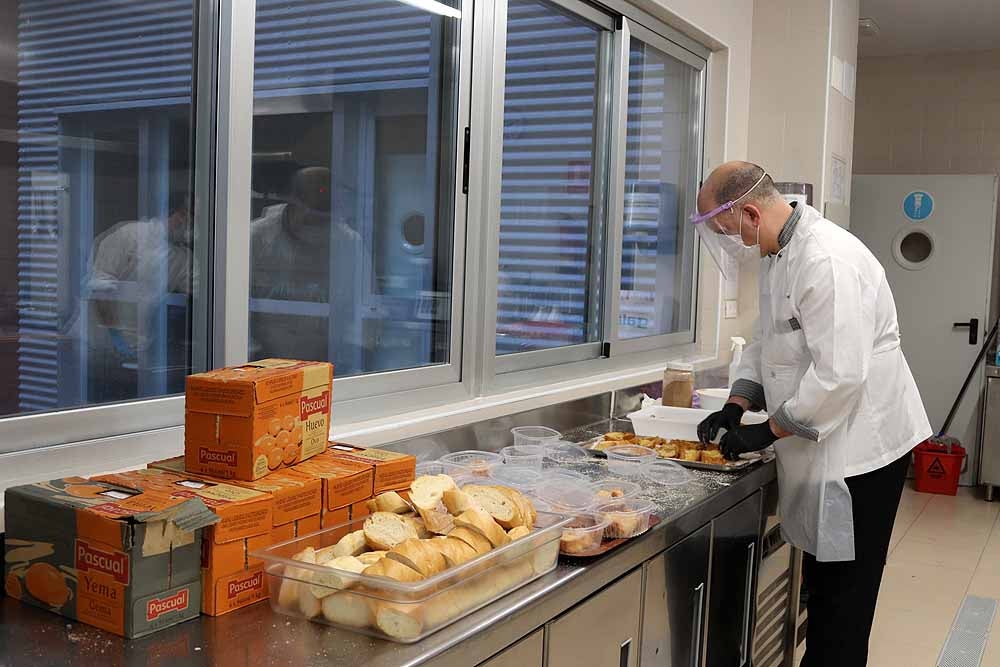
{"left": 409, "top": 474, "right": 457, "bottom": 510}
{"left": 362, "top": 557, "right": 424, "bottom": 583}
{"left": 442, "top": 488, "right": 480, "bottom": 515}
{"left": 428, "top": 536, "right": 478, "bottom": 567}
{"left": 462, "top": 485, "right": 522, "bottom": 529}
{"left": 331, "top": 530, "right": 368, "bottom": 557}
{"left": 356, "top": 550, "right": 387, "bottom": 566}
{"left": 447, "top": 526, "right": 493, "bottom": 555}
{"left": 453, "top": 508, "right": 510, "bottom": 548}
{"left": 369, "top": 491, "right": 413, "bottom": 514}
{"left": 307, "top": 556, "right": 366, "bottom": 598}
{"left": 364, "top": 512, "right": 421, "bottom": 551}
{"left": 416, "top": 503, "right": 455, "bottom": 535}
{"left": 494, "top": 486, "right": 536, "bottom": 529}
{"left": 278, "top": 546, "right": 316, "bottom": 610}
{"left": 322, "top": 590, "right": 375, "bottom": 628}
{"left": 387, "top": 538, "right": 448, "bottom": 577}
{"left": 507, "top": 526, "right": 531, "bottom": 541}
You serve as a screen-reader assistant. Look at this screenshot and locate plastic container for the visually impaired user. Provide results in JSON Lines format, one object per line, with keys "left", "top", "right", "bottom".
{"left": 604, "top": 444, "right": 657, "bottom": 478}
{"left": 499, "top": 444, "right": 546, "bottom": 470}
{"left": 546, "top": 469, "right": 590, "bottom": 484}
{"left": 488, "top": 464, "right": 544, "bottom": 493}
{"left": 415, "top": 460, "right": 471, "bottom": 478}
{"left": 253, "top": 511, "right": 570, "bottom": 643}
{"left": 559, "top": 512, "right": 610, "bottom": 557}
{"left": 587, "top": 479, "right": 642, "bottom": 502}
{"left": 695, "top": 388, "right": 730, "bottom": 412}
{"left": 643, "top": 459, "right": 692, "bottom": 487}
{"left": 913, "top": 439, "right": 966, "bottom": 496}
{"left": 662, "top": 362, "right": 695, "bottom": 408}
{"left": 627, "top": 405, "right": 769, "bottom": 442}
{"left": 439, "top": 450, "right": 503, "bottom": 478}
{"left": 542, "top": 441, "right": 591, "bottom": 465}
{"left": 593, "top": 498, "right": 655, "bottom": 538}
{"left": 534, "top": 478, "right": 597, "bottom": 513}
{"left": 510, "top": 426, "right": 561, "bottom": 447}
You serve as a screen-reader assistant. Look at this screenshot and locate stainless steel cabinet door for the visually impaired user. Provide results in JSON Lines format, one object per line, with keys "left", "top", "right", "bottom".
{"left": 548, "top": 569, "right": 643, "bottom": 667}
{"left": 478, "top": 629, "right": 544, "bottom": 667}
{"left": 640, "top": 523, "right": 712, "bottom": 667}
{"left": 706, "top": 491, "right": 763, "bottom": 667}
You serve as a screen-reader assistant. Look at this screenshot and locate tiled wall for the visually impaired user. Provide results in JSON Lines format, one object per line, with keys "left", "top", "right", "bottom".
{"left": 853, "top": 49, "right": 1000, "bottom": 319}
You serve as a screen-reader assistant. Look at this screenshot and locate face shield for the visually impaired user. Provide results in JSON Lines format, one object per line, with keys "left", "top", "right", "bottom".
{"left": 690, "top": 171, "right": 769, "bottom": 280}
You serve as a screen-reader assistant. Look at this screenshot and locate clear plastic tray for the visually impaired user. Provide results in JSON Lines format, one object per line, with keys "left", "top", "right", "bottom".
{"left": 559, "top": 513, "right": 609, "bottom": 557}
{"left": 253, "top": 511, "right": 570, "bottom": 643}
{"left": 499, "top": 444, "right": 545, "bottom": 470}
{"left": 487, "top": 464, "right": 543, "bottom": 492}
{"left": 438, "top": 450, "right": 503, "bottom": 478}
{"left": 587, "top": 479, "right": 642, "bottom": 502}
{"left": 604, "top": 444, "right": 657, "bottom": 478}
{"left": 543, "top": 441, "right": 591, "bottom": 465}
{"left": 593, "top": 498, "right": 655, "bottom": 539}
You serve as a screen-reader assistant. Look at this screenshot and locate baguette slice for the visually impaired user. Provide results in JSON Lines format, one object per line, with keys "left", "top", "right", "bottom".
{"left": 331, "top": 530, "right": 368, "bottom": 558}
{"left": 278, "top": 546, "right": 316, "bottom": 610}
{"left": 500, "top": 487, "right": 536, "bottom": 530}
{"left": 462, "top": 485, "right": 522, "bottom": 529}
{"left": 416, "top": 504, "right": 455, "bottom": 535}
{"left": 442, "top": 488, "right": 480, "bottom": 515}
{"left": 447, "top": 526, "right": 493, "bottom": 555}
{"left": 363, "top": 557, "right": 424, "bottom": 583}
{"left": 409, "top": 474, "right": 458, "bottom": 510}
{"left": 428, "top": 536, "right": 479, "bottom": 567}
{"left": 364, "top": 512, "right": 421, "bottom": 551}
{"left": 507, "top": 526, "right": 531, "bottom": 541}
{"left": 322, "top": 591, "right": 375, "bottom": 628}
{"left": 371, "top": 491, "right": 413, "bottom": 514}
{"left": 453, "top": 509, "right": 510, "bottom": 548}
{"left": 308, "top": 556, "right": 366, "bottom": 599}
{"left": 387, "top": 538, "right": 448, "bottom": 577}
{"left": 356, "top": 550, "right": 387, "bottom": 566}
{"left": 410, "top": 516, "right": 433, "bottom": 539}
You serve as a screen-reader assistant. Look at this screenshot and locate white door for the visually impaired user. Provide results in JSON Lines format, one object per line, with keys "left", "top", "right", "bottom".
{"left": 851, "top": 175, "right": 997, "bottom": 485}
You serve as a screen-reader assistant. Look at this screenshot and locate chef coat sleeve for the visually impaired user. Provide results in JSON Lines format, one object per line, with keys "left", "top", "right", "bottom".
{"left": 771, "top": 256, "right": 874, "bottom": 441}
{"left": 729, "top": 317, "right": 767, "bottom": 411}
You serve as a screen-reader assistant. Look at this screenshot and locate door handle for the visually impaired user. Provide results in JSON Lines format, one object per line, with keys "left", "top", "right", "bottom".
{"left": 691, "top": 582, "right": 706, "bottom": 667}
{"left": 740, "top": 541, "right": 756, "bottom": 666}
{"left": 620, "top": 638, "right": 632, "bottom": 667}
{"left": 953, "top": 318, "right": 979, "bottom": 345}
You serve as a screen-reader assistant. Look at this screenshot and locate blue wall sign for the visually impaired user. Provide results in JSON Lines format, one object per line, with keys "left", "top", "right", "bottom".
{"left": 903, "top": 191, "right": 934, "bottom": 221}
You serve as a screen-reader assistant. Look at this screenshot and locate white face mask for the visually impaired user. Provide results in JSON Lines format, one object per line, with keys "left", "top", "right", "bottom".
{"left": 717, "top": 207, "right": 761, "bottom": 262}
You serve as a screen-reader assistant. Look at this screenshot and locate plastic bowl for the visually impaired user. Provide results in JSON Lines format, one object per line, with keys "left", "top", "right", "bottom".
{"left": 439, "top": 450, "right": 503, "bottom": 477}
{"left": 510, "top": 426, "right": 562, "bottom": 448}
{"left": 604, "top": 445, "right": 657, "bottom": 478}
{"left": 587, "top": 479, "right": 642, "bottom": 503}
{"left": 559, "top": 512, "right": 609, "bottom": 556}
{"left": 643, "top": 459, "right": 693, "bottom": 487}
{"left": 534, "top": 478, "right": 597, "bottom": 513}
{"left": 488, "top": 464, "right": 544, "bottom": 493}
{"left": 695, "top": 388, "right": 730, "bottom": 411}
{"left": 543, "top": 441, "right": 591, "bottom": 465}
{"left": 593, "top": 498, "right": 656, "bottom": 539}
{"left": 499, "top": 444, "right": 545, "bottom": 470}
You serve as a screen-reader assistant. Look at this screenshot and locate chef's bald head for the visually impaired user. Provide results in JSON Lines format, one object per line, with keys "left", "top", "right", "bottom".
{"left": 699, "top": 161, "right": 779, "bottom": 211}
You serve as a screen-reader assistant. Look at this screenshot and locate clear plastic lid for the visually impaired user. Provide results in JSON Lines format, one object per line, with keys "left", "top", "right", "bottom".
{"left": 534, "top": 478, "right": 596, "bottom": 512}
{"left": 546, "top": 469, "right": 590, "bottom": 483}
{"left": 543, "top": 441, "right": 591, "bottom": 465}
{"left": 487, "top": 464, "right": 544, "bottom": 492}
{"left": 643, "top": 459, "right": 693, "bottom": 487}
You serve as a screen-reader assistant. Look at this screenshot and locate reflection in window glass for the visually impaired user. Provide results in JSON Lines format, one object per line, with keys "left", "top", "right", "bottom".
{"left": 618, "top": 39, "right": 698, "bottom": 340}
{"left": 1, "top": 0, "right": 198, "bottom": 417}
{"left": 496, "top": 0, "right": 606, "bottom": 355}
{"left": 249, "top": 0, "right": 461, "bottom": 378}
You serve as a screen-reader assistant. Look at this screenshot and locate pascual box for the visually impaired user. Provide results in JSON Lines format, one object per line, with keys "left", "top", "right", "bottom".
{"left": 326, "top": 444, "right": 415, "bottom": 494}
{"left": 3, "top": 476, "right": 218, "bottom": 638}
{"left": 185, "top": 359, "right": 333, "bottom": 480}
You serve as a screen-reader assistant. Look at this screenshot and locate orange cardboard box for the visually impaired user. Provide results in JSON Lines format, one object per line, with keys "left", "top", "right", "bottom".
{"left": 350, "top": 500, "right": 371, "bottom": 522}
{"left": 185, "top": 359, "right": 333, "bottom": 480}
{"left": 293, "top": 450, "right": 375, "bottom": 511}
{"left": 230, "top": 469, "right": 322, "bottom": 529}
{"left": 4, "top": 475, "right": 217, "bottom": 638}
{"left": 327, "top": 444, "right": 416, "bottom": 494}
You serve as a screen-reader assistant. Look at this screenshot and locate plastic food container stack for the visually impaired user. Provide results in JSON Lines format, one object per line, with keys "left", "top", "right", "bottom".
{"left": 499, "top": 444, "right": 545, "bottom": 470}
{"left": 604, "top": 444, "right": 657, "bottom": 478}
{"left": 510, "top": 426, "right": 561, "bottom": 447}
{"left": 438, "top": 450, "right": 503, "bottom": 478}
{"left": 593, "top": 499, "right": 655, "bottom": 538}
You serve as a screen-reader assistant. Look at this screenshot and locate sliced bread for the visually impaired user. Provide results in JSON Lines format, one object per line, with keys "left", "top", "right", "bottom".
{"left": 362, "top": 557, "right": 424, "bottom": 583}
{"left": 442, "top": 488, "right": 480, "bottom": 515}
{"left": 428, "top": 536, "right": 479, "bottom": 567}
{"left": 370, "top": 491, "right": 413, "bottom": 514}
{"left": 364, "top": 512, "right": 421, "bottom": 551}
{"left": 447, "top": 526, "right": 493, "bottom": 555}
{"left": 409, "top": 474, "right": 458, "bottom": 510}
{"left": 453, "top": 508, "right": 511, "bottom": 548}
{"left": 463, "top": 485, "right": 522, "bottom": 529}
{"left": 307, "top": 556, "right": 366, "bottom": 599}
{"left": 507, "top": 526, "right": 531, "bottom": 541}
{"left": 322, "top": 591, "right": 375, "bottom": 628}
{"left": 331, "top": 529, "right": 368, "bottom": 558}
{"left": 387, "top": 538, "right": 448, "bottom": 577}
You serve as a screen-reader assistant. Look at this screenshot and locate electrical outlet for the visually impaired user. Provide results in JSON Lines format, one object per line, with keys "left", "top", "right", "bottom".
{"left": 724, "top": 300, "right": 738, "bottom": 319}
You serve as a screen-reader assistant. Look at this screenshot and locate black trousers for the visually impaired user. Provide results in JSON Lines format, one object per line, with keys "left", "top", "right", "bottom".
{"left": 799, "top": 450, "right": 911, "bottom": 667}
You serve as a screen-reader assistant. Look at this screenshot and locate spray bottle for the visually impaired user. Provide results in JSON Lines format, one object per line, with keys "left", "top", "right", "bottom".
{"left": 728, "top": 337, "right": 746, "bottom": 390}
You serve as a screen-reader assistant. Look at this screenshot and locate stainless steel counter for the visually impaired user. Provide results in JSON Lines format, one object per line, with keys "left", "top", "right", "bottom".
{"left": 0, "top": 453, "right": 776, "bottom": 667}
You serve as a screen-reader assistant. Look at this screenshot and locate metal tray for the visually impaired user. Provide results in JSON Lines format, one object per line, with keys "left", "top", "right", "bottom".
{"left": 582, "top": 437, "right": 764, "bottom": 472}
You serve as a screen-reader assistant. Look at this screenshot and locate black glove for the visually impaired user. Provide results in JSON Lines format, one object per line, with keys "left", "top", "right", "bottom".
{"left": 719, "top": 421, "right": 778, "bottom": 461}
{"left": 697, "top": 402, "right": 745, "bottom": 444}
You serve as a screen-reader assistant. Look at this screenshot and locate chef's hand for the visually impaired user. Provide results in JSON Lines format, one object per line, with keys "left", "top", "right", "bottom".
{"left": 719, "top": 421, "right": 779, "bottom": 461}
{"left": 697, "top": 402, "right": 745, "bottom": 444}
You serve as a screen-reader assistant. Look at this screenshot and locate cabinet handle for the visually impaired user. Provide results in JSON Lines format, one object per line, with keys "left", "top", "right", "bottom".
{"left": 692, "top": 582, "right": 705, "bottom": 667}
{"left": 620, "top": 638, "right": 632, "bottom": 667}
{"left": 740, "top": 541, "right": 756, "bottom": 666}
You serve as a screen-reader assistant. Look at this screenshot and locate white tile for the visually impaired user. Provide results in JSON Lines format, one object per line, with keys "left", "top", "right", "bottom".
{"left": 878, "top": 562, "right": 973, "bottom": 611}
{"left": 889, "top": 534, "right": 984, "bottom": 572}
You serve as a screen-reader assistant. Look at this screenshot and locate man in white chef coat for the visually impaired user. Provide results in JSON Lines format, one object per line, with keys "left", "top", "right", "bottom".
{"left": 693, "top": 162, "right": 931, "bottom": 666}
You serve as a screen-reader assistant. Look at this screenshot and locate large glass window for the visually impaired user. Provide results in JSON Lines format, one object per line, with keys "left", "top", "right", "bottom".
{"left": 248, "top": 0, "right": 463, "bottom": 379}
{"left": 617, "top": 36, "right": 700, "bottom": 341}
{"left": 495, "top": 0, "right": 610, "bottom": 356}
{"left": 0, "top": 0, "right": 199, "bottom": 417}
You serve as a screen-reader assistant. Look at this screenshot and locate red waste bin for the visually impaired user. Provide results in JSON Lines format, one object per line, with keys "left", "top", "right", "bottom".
{"left": 912, "top": 439, "right": 966, "bottom": 496}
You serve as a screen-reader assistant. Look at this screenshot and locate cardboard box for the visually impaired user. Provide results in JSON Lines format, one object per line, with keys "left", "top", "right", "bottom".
{"left": 230, "top": 469, "right": 322, "bottom": 530}
{"left": 326, "top": 444, "right": 415, "bottom": 494}
{"left": 292, "top": 450, "right": 375, "bottom": 511}
{"left": 95, "top": 468, "right": 274, "bottom": 617}
{"left": 3, "top": 475, "right": 217, "bottom": 638}
{"left": 185, "top": 359, "right": 334, "bottom": 480}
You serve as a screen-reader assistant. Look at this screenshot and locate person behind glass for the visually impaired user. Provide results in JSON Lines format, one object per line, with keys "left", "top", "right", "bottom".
{"left": 249, "top": 166, "right": 362, "bottom": 369}
{"left": 87, "top": 192, "right": 193, "bottom": 399}
{"left": 691, "top": 162, "right": 931, "bottom": 666}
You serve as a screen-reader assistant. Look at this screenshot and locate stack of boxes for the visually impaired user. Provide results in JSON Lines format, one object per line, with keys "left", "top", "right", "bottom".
{"left": 4, "top": 359, "right": 417, "bottom": 634}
